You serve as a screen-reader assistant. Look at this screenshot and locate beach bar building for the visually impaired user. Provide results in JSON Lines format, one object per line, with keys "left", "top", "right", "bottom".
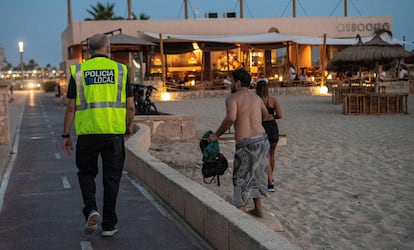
{"left": 61, "top": 15, "right": 396, "bottom": 87}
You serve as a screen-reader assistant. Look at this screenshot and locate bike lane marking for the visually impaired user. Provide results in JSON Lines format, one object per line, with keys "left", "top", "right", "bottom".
{"left": 80, "top": 241, "right": 93, "bottom": 250}
{"left": 61, "top": 176, "right": 72, "bottom": 189}
{"left": 123, "top": 171, "right": 170, "bottom": 218}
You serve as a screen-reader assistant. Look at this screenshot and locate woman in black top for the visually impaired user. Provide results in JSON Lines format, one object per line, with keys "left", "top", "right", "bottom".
{"left": 256, "top": 80, "right": 283, "bottom": 192}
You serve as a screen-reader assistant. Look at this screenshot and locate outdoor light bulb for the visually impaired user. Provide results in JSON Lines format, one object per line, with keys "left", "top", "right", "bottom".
{"left": 192, "top": 42, "right": 200, "bottom": 50}
{"left": 161, "top": 92, "right": 171, "bottom": 101}
{"left": 320, "top": 86, "right": 328, "bottom": 94}
{"left": 279, "top": 76, "right": 283, "bottom": 82}
{"left": 18, "top": 41, "right": 24, "bottom": 52}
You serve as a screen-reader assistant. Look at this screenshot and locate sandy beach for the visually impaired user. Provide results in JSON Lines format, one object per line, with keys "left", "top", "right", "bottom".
{"left": 148, "top": 94, "right": 414, "bottom": 250}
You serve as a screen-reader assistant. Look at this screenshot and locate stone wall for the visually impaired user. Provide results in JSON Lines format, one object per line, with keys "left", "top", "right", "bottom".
{"left": 0, "top": 84, "right": 10, "bottom": 145}
{"left": 124, "top": 131, "right": 300, "bottom": 250}
{"left": 134, "top": 115, "right": 195, "bottom": 140}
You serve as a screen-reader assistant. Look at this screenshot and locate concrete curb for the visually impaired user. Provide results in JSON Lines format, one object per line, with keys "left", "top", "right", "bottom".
{"left": 124, "top": 125, "right": 300, "bottom": 250}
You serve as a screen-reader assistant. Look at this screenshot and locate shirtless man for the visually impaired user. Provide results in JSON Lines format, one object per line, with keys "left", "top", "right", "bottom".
{"left": 208, "top": 68, "right": 270, "bottom": 218}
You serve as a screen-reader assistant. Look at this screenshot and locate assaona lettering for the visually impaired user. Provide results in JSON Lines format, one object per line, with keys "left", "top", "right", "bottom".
{"left": 337, "top": 22, "right": 391, "bottom": 33}
{"left": 84, "top": 70, "right": 115, "bottom": 85}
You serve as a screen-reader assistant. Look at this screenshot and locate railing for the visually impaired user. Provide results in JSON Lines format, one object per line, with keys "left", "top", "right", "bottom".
{"left": 331, "top": 86, "right": 376, "bottom": 104}
{"left": 343, "top": 93, "right": 408, "bottom": 115}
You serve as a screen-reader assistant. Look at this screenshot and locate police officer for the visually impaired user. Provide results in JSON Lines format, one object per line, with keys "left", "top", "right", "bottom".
{"left": 62, "top": 33, "right": 135, "bottom": 237}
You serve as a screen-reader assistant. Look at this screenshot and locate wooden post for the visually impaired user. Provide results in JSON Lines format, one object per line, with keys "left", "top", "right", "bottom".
{"left": 292, "top": 0, "right": 296, "bottom": 17}
{"left": 321, "top": 33, "right": 327, "bottom": 86}
{"left": 184, "top": 0, "right": 189, "bottom": 19}
{"left": 127, "top": 0, "right": 132, "bottom": 19}
{"left": 240, "top": 0, "right": 244, "bottom": 18}
{"left": 344, "top": 0, "right": 348, "bottom": 17}
{"left": 159, "top": 33, "right": 166, "bottom": 89}
{"left": 295, "top": 43, "right": 299, "bottom": 79}
{"left": 67, "top": 0, "right": 72, "bottom": 25}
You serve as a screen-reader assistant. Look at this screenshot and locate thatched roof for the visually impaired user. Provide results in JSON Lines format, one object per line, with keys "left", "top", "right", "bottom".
{"left": 404, "top": 50, "right": 414, "bottom": 64}
{"left": 327, "top": 30, "right": 411, "bottom": 71}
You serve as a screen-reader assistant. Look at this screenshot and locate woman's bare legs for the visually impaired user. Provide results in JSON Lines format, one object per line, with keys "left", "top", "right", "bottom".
{"left": 268, "top": 142, "right": 277, "bottom": 190}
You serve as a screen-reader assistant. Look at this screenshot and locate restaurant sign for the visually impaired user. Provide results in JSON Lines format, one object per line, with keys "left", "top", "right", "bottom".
{"left": 337, "top": 22, "right": 391, "bottom": 33}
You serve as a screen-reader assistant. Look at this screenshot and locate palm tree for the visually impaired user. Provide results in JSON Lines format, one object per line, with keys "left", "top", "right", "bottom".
{"left": 84, "top": 1, "right": 150, "bottom": 20}
{"left": 84, "top": 2, "right": 123, "bottom": 20}
{"left": 138, "top": 13, "right": 150, "bottom": 20}
{"left": 3, "top": 61, "right": 12, "bottom": 71}
{"left": 26, "top": 59, "right": 38, "bottom": 71}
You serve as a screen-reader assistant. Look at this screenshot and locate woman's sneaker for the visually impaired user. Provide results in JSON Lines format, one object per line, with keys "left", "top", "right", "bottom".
{"left": 102, "top": 227, "right": 118, "bottom": 237}
{"left": 267, "top": 184, "right": 275, "bottom": 192}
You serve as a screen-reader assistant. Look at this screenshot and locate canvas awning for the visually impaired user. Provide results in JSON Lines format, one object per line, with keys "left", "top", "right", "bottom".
{"left": 141, "top": 32, "right": 304, "bottom": 44}
{"left": 294, "top": 35, "right": 406, "bottom": 45}
{"left": 140, "top": 31, "right": 406, "bottom": 46}
{"left": 109, "top": 33, "right": 156, "bottom": 45}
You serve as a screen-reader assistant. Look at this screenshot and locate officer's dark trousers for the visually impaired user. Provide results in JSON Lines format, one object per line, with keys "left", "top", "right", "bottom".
{"left": 76, "top": 134, "right": 125, "bottom": 230}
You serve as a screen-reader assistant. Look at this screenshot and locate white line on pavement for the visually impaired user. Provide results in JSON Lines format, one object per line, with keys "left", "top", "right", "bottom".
{"left": 55, "top": 152, "right": 61, "bottom": 160}
{"left": 61, "top": 176, "right": 71, "bottom": 189}
{"left": 123, "top": 171, "right": 170, "bottom": 218}
{"left": 80, "top": 241, "right": 93, "bottom": 250}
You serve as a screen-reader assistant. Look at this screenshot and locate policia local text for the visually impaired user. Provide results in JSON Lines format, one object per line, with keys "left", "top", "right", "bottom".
{"left": 84, "top": 70, "right": 115, "bottom": 85}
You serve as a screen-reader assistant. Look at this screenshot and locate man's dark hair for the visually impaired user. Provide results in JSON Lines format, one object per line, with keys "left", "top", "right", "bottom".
{"left": 231, "top": 68, "right": 251, "bottom": 87}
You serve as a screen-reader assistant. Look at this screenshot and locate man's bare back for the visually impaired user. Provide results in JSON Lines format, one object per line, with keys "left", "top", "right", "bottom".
{"left": 208, "top": 71, "right": 269, "bottom": 142}
{"left": 227, "top": 89, "right": 267, "bottom": 141}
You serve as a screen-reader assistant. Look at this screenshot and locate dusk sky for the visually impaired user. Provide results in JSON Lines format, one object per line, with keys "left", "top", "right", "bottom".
{"left": 1, "top": 0, "right": 413, "bottom": 68}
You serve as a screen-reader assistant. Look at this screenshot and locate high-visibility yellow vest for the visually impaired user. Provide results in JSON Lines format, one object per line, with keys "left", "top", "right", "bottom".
{"left": 70, "top": 57, "right": 128, "bottom": 135}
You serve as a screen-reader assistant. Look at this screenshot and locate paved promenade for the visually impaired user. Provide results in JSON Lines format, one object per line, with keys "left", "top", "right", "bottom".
{"left": 0, "top": 92, "right": 213, "bottom": 249}
{"left": 2, "top": 91, "right": 413, "bottom": 249}
{"left": 149, "top": 94, "right": 414, "bottom": 249}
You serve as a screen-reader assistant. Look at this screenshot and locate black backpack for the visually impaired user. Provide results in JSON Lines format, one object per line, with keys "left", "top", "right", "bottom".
{"left": 199, "top": 139, "right": 228, "bottom": 186}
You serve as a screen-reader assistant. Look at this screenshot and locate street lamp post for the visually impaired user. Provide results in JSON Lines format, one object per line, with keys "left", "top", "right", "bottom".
{"left": 18, "top": 41, "right": 24, "bottom": 79}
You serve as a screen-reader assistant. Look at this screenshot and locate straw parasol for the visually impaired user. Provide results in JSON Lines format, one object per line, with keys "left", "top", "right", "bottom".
{"left": 327, "top": 29, "right": 411, "bottom": 92}
{"left": 327, "top": 35, "right": 368, "bottom": 72}
{"left": 328, "top": 30, "right": 410, "bottom": 68}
